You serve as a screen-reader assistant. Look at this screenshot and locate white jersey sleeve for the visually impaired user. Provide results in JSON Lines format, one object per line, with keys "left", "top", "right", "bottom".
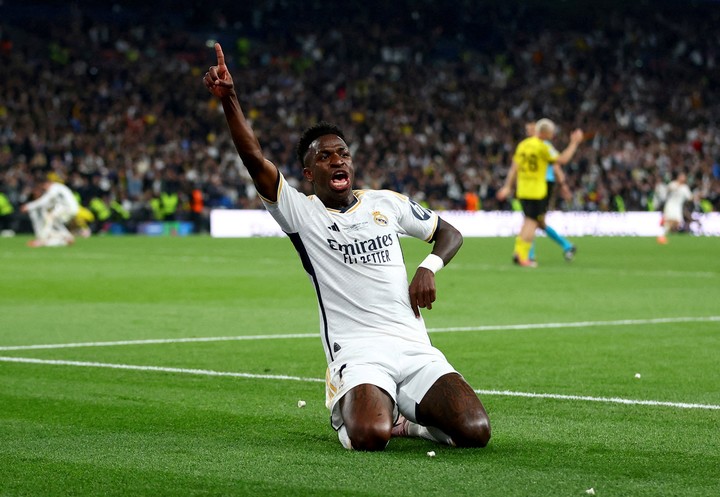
{"left": 24, "top": 188, "right": 54, "bottom": 211}
{"left": 259, "top": 173, "right": 314, "bottom": 234}
{"left": 387, "top": 192, "right": 439, "bottom": 242}
{"left": 25, "top": 183, "right": 79, "bottom": 215}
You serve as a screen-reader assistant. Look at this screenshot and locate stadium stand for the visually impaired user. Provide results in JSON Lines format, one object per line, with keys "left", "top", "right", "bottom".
{"left": 1, "top": 0, "right": 718, "bottom": 233}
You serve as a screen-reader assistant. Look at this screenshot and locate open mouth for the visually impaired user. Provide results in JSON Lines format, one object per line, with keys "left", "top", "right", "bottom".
{"left": 330, "top": 170, "right": 350, "bottom": 191}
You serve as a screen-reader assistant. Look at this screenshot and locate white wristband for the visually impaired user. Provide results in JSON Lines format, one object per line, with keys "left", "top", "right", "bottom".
{"left": 418, "top": 254, "right": 444, "bottom": 274}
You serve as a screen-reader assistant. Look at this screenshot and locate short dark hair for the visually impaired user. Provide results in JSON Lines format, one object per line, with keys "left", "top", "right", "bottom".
{"left": 296, "top": 121, "right": 345, "bottom": 168}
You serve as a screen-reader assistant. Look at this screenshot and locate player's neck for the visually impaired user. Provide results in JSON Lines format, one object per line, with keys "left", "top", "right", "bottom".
{"left": 319, "top": 191, "right": 356, "bottom": 211}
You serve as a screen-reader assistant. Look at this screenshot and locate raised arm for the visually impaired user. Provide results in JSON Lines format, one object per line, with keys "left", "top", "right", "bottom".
{"left": 554, "top": 128, "right": 584, "bottom": 166}
{"left": 203, "top": 43, "right": 279, "bottom": 201}
{"left": 408, "top": 218, "right": 463, "bottom": 318}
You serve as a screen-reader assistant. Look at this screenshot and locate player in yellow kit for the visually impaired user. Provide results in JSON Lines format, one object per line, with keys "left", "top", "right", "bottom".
{"left": 497, "top": 119, "right": 584, "bottom": 267}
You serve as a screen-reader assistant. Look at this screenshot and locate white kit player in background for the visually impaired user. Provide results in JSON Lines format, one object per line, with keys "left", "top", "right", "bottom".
{"left": 657, "top": 171, "right": 694, "bottom": 244}
{"left": 21, "top": 178, "right": 80, "bottom": 247}
{"left": 204, "top": 43, "right": 490, "bottom": 451}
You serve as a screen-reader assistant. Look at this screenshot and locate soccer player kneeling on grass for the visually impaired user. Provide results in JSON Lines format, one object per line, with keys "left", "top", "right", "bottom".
{"left": 204, "top": 43, "right": 490, "bottom": 451}
{"left": 21, "top": 176, "right": 80, "bottom": 248}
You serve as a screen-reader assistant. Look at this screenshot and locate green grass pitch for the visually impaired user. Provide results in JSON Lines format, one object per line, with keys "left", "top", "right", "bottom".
{"left": 1, "top": 233, "right": 718, "bottom": 496}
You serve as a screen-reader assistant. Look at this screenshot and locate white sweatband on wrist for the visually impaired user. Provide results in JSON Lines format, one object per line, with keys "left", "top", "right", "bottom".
{"left": 418, "top": 254, "right": 444, "bottom": 274}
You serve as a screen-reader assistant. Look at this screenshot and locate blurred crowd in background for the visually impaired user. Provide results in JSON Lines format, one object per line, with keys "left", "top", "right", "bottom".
{"left": 1, "top": 0, "right": 719, "bottom": 234}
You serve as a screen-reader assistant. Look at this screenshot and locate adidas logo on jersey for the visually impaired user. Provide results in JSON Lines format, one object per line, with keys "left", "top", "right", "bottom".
{"left": 327, "top": 223, "right": 340, "bottom": 232}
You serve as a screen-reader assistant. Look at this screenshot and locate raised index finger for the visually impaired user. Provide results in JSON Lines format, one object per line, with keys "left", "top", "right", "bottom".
{"left": 215, "top": 42, "right": 226, "bottom": 67}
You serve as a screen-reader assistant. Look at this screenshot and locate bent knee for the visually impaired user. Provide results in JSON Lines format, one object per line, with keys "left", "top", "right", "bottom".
{"left": 347, "top": 422, "right": 392, "bottom": 451}
{"left": 455, "top": 416, "right": 491, "bottom": 448}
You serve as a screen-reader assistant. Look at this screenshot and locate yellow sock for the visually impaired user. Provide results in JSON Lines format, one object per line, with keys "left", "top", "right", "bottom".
{"left": 514, "top": 237, "right": 532, "bottom": 261}
{"left": 513, "top": 236, "right": 522, "bottom": 256}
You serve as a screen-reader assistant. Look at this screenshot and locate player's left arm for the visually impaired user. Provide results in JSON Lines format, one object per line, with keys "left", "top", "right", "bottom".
{"left": 409, "top": 218, "right": 463, "bottom": 318}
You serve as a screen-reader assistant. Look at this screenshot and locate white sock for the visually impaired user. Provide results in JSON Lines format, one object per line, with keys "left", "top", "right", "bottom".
{"left": 44, "top": 233, "right": 69, "bottom": 247}
{"left": 337, "top": 425, "right": 353, "bottom": 450}
{"left": 407, "top": 422, "right": 454, "bottom": 446}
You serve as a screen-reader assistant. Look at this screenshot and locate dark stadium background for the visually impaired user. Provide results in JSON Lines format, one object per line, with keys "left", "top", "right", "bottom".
{"left": 1, "top": 0, "right": 718, "bottom": 234}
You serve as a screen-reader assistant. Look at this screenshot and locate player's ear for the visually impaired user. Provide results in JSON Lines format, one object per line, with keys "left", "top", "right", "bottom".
{"left": 303, "top": 166, "right": 314, "bottom": 183}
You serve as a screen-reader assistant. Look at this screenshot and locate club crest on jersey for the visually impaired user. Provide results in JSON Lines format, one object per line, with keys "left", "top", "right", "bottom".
{"left": 409, "top": 199, "right": 432, "bottom": 221}
{"left": 372, "top": 210, "right": 389, "bottom": 226}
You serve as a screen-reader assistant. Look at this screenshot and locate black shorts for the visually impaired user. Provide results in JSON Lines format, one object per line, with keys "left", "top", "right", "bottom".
{"left": 520, "top": 197, "right": 549, "bottom": 221}
{"left": 546, "top": 181, "right": 555, "bottom": 199}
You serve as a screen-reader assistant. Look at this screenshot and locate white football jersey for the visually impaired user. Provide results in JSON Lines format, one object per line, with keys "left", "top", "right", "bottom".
{"left": 25, "top": 182, "right": 80, "bottom": 216}
{"left": 663, "top": 181, "right": 693, "bottom": 222}
{"left": 262, "top": 174, "right": 439, "bottom": 364}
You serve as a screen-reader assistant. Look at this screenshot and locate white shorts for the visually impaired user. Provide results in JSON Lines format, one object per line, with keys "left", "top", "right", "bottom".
{"left": 325, "top": 336, "right": 457, "bottom": 430}
{"left": 663, "top": 204, "right": 683, "bottom": 223}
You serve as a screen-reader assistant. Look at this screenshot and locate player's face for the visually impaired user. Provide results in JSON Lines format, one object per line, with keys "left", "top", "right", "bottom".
{"left": 303, "top": 134, "right": 355, "bottom": 208}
